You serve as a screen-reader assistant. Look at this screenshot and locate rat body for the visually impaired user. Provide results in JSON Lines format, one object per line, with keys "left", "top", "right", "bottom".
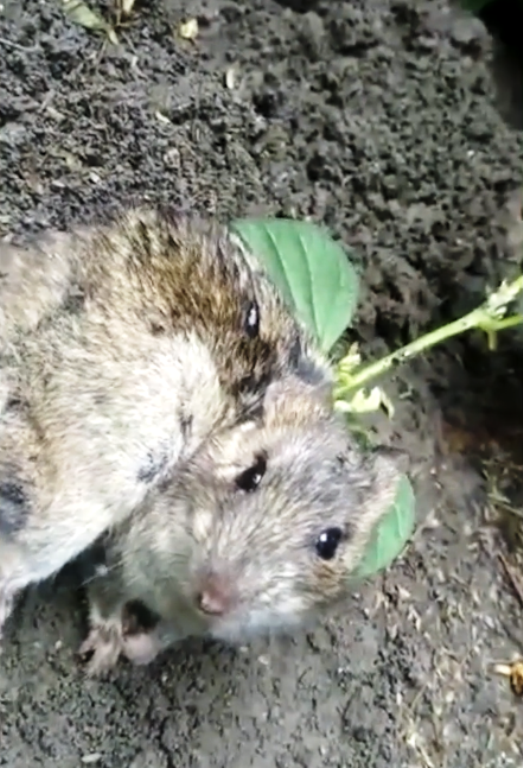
{"left": 0, "top": 227, "right": 88, "bottom": 345}
{"left": 79, "top": 380, "right": 404, "bottom": 676}
{"left": 0, "top": 207, "right": 329, "bottom": 644}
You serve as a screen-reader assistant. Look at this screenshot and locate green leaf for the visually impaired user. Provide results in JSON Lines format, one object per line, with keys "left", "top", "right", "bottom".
{"left": 354, "top": 474, "right": 416, "bottom": 578}
{"left": 61, "top": 0, "right": 118, "bottom": 43}
{"left": 230, "top": 218, "right": 359, "bottom": 353}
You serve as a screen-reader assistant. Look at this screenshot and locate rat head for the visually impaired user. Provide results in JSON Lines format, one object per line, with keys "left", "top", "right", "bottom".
{"left": 157, "top": 384, "right": 405, "bottom": 643}
{"left": 94, "top": 207, "right": 331, "bottom": 420}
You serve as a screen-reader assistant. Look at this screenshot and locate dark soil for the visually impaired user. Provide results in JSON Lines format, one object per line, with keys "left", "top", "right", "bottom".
{"left": 1, "top": 1, "right": 523, "bottom": 766}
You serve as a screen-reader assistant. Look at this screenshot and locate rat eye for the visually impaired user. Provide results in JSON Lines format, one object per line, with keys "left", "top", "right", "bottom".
{"left": 243, "top": 300, "right": 260, "bottom": 339}
{"left": 315, "top": 527, "right": 343, "bottom": 561}
{"left": 235, "top": 453, "right": 267, "bottom": 493}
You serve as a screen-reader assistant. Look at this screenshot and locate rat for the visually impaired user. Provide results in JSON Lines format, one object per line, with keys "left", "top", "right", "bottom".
{"left": 78, "top": 377, "right": 406, "bottom": 676}
{"left": 0, "top": 205, "right": 331, "bottom": 646}
{"left": 0, "top": 227, "right": 89, "bottom": 345}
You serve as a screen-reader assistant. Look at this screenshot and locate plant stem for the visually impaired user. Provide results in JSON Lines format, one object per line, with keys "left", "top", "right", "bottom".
{"left": 336, "top": 300, "right": 523, "bottom": 397}
{"left": 484, "top": 315, "right": 523, "bottom": 332}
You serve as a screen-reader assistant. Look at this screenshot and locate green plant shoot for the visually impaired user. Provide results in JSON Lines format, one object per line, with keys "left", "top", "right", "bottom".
{"left": 334, "top": 275, "right": 523, "bottom": 408}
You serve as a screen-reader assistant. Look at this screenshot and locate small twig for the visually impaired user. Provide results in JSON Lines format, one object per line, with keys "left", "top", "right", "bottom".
{"left": 0, "top": 37, "right": 39, "bottom": 53}
{"left": 498, "top": 553, "right": 523, "bottom": 608}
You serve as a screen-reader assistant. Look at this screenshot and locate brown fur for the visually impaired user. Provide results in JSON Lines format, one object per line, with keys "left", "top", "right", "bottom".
{"left": 0, "top": 206, "right": 331, "bottom": 642}
{"left": 79, "top": 381, "right": 405, "bottom": 676}
{"left": 0, "top": 228, "right": 87, "bottom": 345}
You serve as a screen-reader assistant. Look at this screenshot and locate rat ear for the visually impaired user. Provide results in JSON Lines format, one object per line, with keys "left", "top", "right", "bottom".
{"left": 189, "top": 420, "right": 261, "bottom": 484}
{"left": 291, "top": 338, "right": 333, "bottom": 400}
{"left": 262, "top": 374, "right": 334, "bottom": 430}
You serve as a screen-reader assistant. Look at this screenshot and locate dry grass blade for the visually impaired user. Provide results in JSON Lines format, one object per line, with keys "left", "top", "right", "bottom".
{"left": 121, "top": 0, "right": 136, "bottom": 14}
{"left": 498, "top": 553, "right": 523, "bottom": 608}
{"left": 225, "top": 66, "right": 237, "bottom": 90}
{"left": 61, "top": 0, "right": 119, "bottom": 44}
{"left": 492, "top": 660, "right": 523, "bottom": 696}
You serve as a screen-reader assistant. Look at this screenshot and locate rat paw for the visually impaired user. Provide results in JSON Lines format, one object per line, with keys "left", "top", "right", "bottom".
{"left": 121, "top": 631, "right": 163, "bottom": 666}
{"left": 78, "top": 622, "right": 125, "bottom": 677}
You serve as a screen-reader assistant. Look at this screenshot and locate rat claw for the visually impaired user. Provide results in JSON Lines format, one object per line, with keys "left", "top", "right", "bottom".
{"left": 78, "top": 623, "right": 125, "bottom": 677}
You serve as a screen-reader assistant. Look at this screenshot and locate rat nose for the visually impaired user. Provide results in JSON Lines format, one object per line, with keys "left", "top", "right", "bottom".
{"left": 196, "top": 572, "right": 235, "bottom": 617}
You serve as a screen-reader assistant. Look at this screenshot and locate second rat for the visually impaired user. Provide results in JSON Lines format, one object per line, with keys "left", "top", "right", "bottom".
{"left": 79, "top": 377, "right": 406, "bottom": 675}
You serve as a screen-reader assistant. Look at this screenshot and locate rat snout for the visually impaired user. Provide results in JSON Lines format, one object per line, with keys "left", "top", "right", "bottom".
{"left": 195, "top": 570, "right": 238, "bottom": 617}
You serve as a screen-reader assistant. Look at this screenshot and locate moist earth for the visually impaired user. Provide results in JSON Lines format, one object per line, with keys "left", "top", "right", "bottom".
{"left": 1, "top": 0, "right": 523, "bottom": 766}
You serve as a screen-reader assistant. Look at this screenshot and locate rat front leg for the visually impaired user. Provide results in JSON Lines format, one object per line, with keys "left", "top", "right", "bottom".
{"left": 78, "top": 551, "right": 131, "bottom": 677}
{"left": 80, "top": 581, "right": 168, "bottom": 675}
{"left": 118, "top": 600, "right": 166, "bottom": 667}
{"left": 79, "top": 611, "right": 128, "bottom": 677}
{"left": 78, "top": 537, "right": 165, "bottom": 675}
{"left": 79, "top": 537, "right": 194, "bottom": 673}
